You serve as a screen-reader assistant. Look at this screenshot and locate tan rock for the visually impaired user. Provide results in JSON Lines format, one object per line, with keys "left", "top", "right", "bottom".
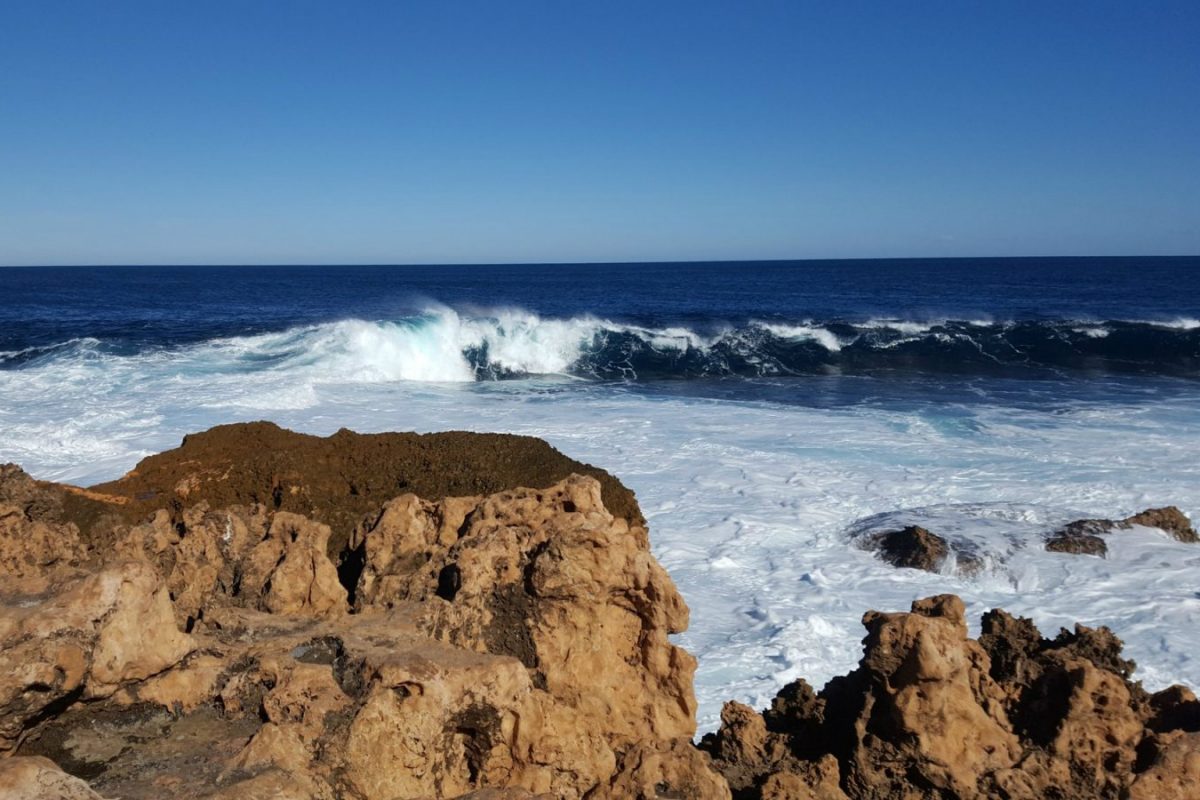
{"left": 0, "top": 500, "right": 87, "bottom": 594}
{"left": 260, "top": 512, "right": 347, "bottom": 616}
{"left": 761, "top": 756, "right": 848, "bottom": 800}
{"left": 0, "top": 560, "right": 193, "bottom": 751}
{"left": 841, "top": 595, "right": 1020, "bottom": 796}
{"left": 0, "top": 756, "right": 104, "bottom": 800}
{"left": 1128, "top": 731, "right": 1200, "bottom": 800}
{"left": 356, "top": 476, "right": 697, "bottom": 747}
{"left": 89, "top": 561, "right": 197, "bottom": 694}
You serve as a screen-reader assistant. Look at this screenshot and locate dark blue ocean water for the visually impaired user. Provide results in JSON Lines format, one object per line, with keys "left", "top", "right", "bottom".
{"left": 2, "top": 257, "right": 1198, "bottom": 379}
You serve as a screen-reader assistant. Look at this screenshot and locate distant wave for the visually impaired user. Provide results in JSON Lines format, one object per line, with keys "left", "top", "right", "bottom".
{"left": 2, "top": 307, "right": 1199, "bottom": 380}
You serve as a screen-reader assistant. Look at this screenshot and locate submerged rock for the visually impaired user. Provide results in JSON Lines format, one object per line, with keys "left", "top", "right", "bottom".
{"left": 1045, "top": 525, "right": 1109, "bottom": 556}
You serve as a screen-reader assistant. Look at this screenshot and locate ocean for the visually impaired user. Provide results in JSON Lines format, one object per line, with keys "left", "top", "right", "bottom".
{"left": 2, "top": 256, "right": 1199, "bottom": 731}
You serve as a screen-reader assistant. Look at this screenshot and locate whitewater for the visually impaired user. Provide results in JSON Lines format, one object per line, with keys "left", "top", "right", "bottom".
{"left": 2, "top": 305, "right": 1200, "bottom": 733}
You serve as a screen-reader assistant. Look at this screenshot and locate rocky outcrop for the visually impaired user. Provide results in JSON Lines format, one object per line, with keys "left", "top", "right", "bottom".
{"left": 703, "top": 594, "right": 1200, "bottom": 800}
{"left": 0, "top": 465, "right": 90, "bottom": 594}
{"left": 85, "top": 421, "right": 644, "bottom": 557}
{"left": 0, "top": 437, "right": 724, "bottom": 800}
{"left": 1125, "top": 506, "right": 1198, "bottom": 542}
{"left": 1045, "top": 506, "right": 1199, "bottom": 556}
{"left": 858, "top": 525, "right": 981, "bottom": 575}
{"left": 349, "top": 477, "right": 697, "bottom": 747}
{"left": 3, "top": 428, "right": 1199, "bottom": 799}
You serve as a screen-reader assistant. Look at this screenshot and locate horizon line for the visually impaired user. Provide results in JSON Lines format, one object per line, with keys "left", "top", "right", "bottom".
{"left": 3, "top": 254, "right": 1199, "bottom": 269}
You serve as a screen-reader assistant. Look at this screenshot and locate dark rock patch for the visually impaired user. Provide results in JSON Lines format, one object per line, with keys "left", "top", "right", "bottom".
{"left": 1045, "top": 529, "right": 1108, "bottom": 557}
{"left": 73, "top": 421, "right": 642, "bottom": 559}
{"left": 864, "top": 525, "right": 949, "bottom": 572}
{"left": 861, "top": 525, "right": 982, "bottom": 574}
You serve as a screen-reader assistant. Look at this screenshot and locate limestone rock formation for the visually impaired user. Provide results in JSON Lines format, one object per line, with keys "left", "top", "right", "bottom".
{"left": 704, "top": 595, "right": 1200, "bottom": 800}
{"left": 349, "top": 476, "right": 697, "bottom": 747}
{"left": 2, "top": 428, "right": 1199, "bottom": 799}
{"left": 0, "top": 436, "right": 724, "bottom": 800}
{"left": 0, "top": 465, "right": 90, "bottom": 594}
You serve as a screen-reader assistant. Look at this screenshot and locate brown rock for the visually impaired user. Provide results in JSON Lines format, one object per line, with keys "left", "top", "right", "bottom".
{"left": 8, "top": 428, "right": 1200, "bottom": 800}
{"left": 1046, "top": 505, "right": 1198, "bottom": 555}
{"left": 1125, "top": 506, "right": 1198, "bottom": 543}
{"left": 3, "top": 442, "right": 718, "bottom": 799}
{"left": 84, "top": 421, "right": 644, "bottom": 557}
{"left": 0, "top": 465, "right": 90, "bottom": 593}
{"left": 353, "top": 476, "right": 698, "bottom": 749}
{"left": 839, "top": 595, "right": 1021, "bottom": 797}
{"left": 859, "top": 526, "right": 983, "bottom": 574}
{"left": 862, "top": 525, "right": 948, "bottom": 571}
{"left": 1045, "top": 529, "right": 1108, "bottom": 556}
{"left": 1148, "top": 684, "right": 1200, "bottom": 733}
{"left": 0, "top": 560, "right": 194, "bottom": 752}
{"left": 760, "top": 757, "right": 847, "bottom": 800}
{"left": 1128, "top": 731, "right": 1200, "bottom": 799}
{"left": 707, "top": 593, "right": 1200, "bottom": 800}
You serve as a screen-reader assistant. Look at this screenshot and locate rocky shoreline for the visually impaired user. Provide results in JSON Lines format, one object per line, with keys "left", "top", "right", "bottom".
{"left": 1, "top": 423, "right": 1197, "bottom": 799}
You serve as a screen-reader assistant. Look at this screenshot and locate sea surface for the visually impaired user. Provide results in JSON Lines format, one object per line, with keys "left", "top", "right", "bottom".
{"left": 2, "top": 257, "right": 1199, "bottom": 731}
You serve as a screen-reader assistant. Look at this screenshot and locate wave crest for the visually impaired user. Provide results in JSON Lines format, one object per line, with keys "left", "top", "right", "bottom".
{"left": 4, "top": 308, "right": 1199, "bottom": 381}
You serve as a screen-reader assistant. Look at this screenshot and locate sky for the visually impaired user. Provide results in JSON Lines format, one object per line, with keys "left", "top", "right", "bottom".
{"left": 1, "top": 1, "right": 1198, "bottom": 265}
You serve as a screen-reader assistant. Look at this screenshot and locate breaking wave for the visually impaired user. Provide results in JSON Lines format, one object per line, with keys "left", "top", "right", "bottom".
{"left": 2, "top": 307, "right": 1199, "bottom": 381}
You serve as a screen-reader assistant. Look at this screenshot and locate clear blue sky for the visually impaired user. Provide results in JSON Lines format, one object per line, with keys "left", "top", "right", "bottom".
{"left": 1, "top": 1, "right": 1197, "bottom": 265}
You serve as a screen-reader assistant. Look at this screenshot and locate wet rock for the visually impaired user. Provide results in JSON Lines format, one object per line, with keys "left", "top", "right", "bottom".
{"left": 860, "top": 524, "right": 981, "bottom": 573}
{"left": 1045, "top": 528, "right": 1108, "bottom": 556}
{"left": 1125, "top": 506, "right": 1198, "bottom": 543}
{"left": 1047, "top": 506, "right": 1198, "bottom": 554}
{"left": 861, "top": 525, "right": 948, "bottom": 571}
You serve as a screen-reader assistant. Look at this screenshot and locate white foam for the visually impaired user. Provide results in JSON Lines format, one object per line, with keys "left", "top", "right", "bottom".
{"left": 860, "top": 319, "right": 939, "bottom": 335}
{"left": 1160, "top": 318, "right": 1200, "bottom": 330}
{"left": 755, "top": 322, "right": 843, "bottom": 351}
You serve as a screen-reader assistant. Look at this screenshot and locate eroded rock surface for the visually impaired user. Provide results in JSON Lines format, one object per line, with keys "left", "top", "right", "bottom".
{"left": 3, "top": 429, "right": 1199, "bottom": 799}
{"left": 0, "top": 437, "right": 723, "bottom": 800}
{"left": 704, "top": 595, "right": 1200, "bottom": 800}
